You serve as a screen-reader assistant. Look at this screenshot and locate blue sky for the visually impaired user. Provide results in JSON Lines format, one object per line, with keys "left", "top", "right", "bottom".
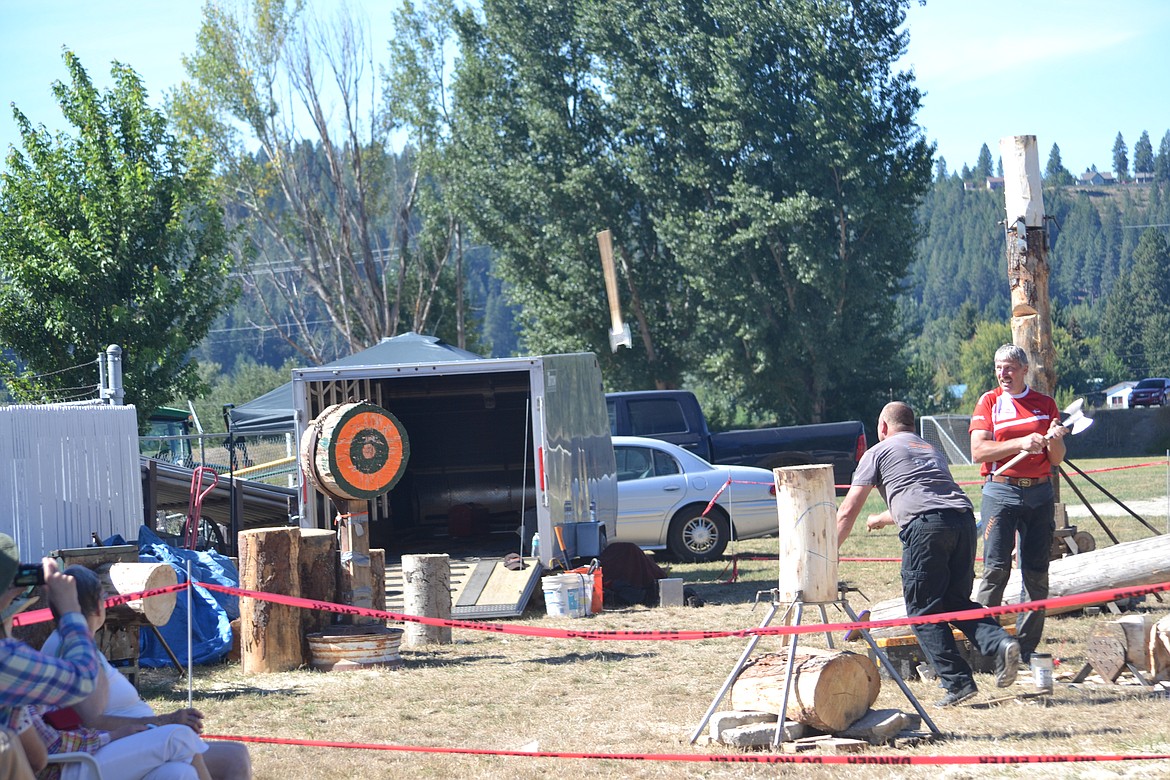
{"left": 2, "top": 1, "right": 1170, "bottom": 175}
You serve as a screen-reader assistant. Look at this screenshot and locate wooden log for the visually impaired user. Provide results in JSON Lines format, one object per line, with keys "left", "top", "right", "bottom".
{"left": 401, "top": 553, "right": 452, "bottom": 647}
{"left": 774, "top": 465, "right": 838, "bottom": 603}
{"left": 1000, "top": 135, "right": 1055, "bottom": 395}
{"left": 730, "top": 649, "right": 880, "bottom": 732}
{"left": 97, "top": 562, "right": 177, "bottom": 627}
{"left": 298, "top": 528, "right": 337, "bottom": 664}
{"left": 239, "top": 527, "right": 302, "bottom": 674}
{"left": 864, "top": 533, "right": 1170, "bottom": 639}
{"left": 1115, "top": 615, "right": 1152, "bottom": 667}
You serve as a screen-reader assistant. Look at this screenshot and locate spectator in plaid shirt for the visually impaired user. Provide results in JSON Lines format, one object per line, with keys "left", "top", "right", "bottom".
{"left": 1, "top": 533, "right": 102, "bottom": 777}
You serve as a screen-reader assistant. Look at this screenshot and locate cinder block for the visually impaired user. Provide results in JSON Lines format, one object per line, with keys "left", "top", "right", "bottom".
{"left": 721, "top": 721, "right": 809, "bottom": 747}
{"left": 709, "top": 710, "right": 776, "bottom": 741}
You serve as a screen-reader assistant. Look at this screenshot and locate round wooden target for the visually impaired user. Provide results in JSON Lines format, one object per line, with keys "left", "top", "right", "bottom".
{"left": 308, "top": 402, "right": 410, "bottom": 501}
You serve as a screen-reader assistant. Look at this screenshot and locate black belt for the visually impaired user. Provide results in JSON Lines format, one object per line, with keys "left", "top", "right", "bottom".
{"left": 987, "top": 475, "right": 1049, "bottom": 487}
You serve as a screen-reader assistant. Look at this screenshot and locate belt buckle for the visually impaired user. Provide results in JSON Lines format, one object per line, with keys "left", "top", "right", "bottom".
{"left": 1016, "top": 477, "right": 1034, "bottom": 488}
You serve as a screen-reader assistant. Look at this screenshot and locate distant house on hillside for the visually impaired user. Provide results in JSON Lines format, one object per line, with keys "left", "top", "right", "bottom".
{"left": 1105, "top": 381, "right": 1137, "bottom": 409}
{"left": 1135, "top": 171, "right": 1155, "bottom": 184}
{"left": 985, "top": 176, "right": 1004, "bottom": 190}
{"left": 1078, "top": 170, "right": 1116, "bottom": 186}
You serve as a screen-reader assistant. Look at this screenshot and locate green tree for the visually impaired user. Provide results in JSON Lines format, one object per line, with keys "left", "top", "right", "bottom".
{"left": 975, "top": 143, "right": 994, "bottom": 179}
{"left": 175, "top": 0, "right": 474, "bottom": 364}
{"left": 1101, "top": 228, "right": 1170, "bottom": 376}
{"left": 0, "top": 51, "right": 235, "bottom": 427}
{"left": 449, "top": 0, "right": 932, "bottom": 424}
{"left": 1112, "top": 132, "right": 1128, "bottom": 181}
{"left": 1045, "top": 143, "right": 1072, "bottom": 185}
{"left": 1133, "top": 130, "right": 1154, "bottom": 175}
{"left": 1154, "top": 130, "right": 1170, "bottom": 184}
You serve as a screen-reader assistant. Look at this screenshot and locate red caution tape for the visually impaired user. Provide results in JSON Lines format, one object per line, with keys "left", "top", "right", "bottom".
{"left": 197, "top": 578, "right": 1170, "bottom": 642}
{"left": 12, "top": 582, "right": 190, "bottom": 627}
{"left": 203, "top": 734, "right": 1170, "bottom": 766}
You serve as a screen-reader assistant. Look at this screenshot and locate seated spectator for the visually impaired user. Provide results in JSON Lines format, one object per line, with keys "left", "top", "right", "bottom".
{"left": 13, "top": 702, "right": 210, "bottom": 780}
{"left": 1, "top": 533, "right": 102, "bottom": 777}
{"left": 42, "top": 566, "right": 251, "bottom": 780}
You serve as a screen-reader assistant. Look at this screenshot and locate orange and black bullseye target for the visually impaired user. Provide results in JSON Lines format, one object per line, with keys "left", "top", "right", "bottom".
{"left": 314, "top": 402, "right": 410, "bottom": 500}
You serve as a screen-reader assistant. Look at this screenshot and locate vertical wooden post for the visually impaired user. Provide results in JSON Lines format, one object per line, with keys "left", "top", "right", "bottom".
{"left": 774, "top": 465, "right": 838, "bottom": 604}
{"left": 337, "top": 499, "right": 375, "bottom": 625}
{"left": 401, "top": 553, "right": 452, "bottom": 647}
{"left": 1000, "top": 135, "right": 1056, "bottom": 395}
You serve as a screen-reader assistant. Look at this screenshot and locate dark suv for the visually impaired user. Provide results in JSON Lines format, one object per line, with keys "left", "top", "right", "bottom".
{"left": 1131, "top": 377, "right": 1170, "bottom": 407}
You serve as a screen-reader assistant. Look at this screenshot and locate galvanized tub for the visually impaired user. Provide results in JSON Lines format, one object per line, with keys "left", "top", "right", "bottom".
{"left": 306, "top": 625, "right": 404, "bottom": 671}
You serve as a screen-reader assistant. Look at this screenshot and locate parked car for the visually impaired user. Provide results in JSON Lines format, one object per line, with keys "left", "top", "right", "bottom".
{"left": 613, "top": 435, "right": 779, "bottom": 562}
{"left": 1130, "top": 377, "right": 1170, "bottom": 407}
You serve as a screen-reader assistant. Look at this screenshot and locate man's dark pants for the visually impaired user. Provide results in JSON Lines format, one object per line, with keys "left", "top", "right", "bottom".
{"left": 974, "top": 480, "right": 1054, "bottom": 659}
{"left": 900, "top": 508, "right": 1011, "bottom": 694}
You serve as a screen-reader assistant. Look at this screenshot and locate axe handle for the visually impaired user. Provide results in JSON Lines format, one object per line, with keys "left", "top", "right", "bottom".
{"left": 989, "top": 428, "right": 1061, "bottom": 477}
{"left": 597, "top": 230, "right": 623, "bottom": 333}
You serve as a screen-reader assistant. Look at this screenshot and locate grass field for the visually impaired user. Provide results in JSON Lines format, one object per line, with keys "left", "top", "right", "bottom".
{"left": 137, "top": 457, "right": 1170, "bottom": 779}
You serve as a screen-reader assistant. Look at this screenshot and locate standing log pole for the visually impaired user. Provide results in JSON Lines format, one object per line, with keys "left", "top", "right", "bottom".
{"left": 338, "top": 499, "right": 375, "bottom": 625}
{"left": 401, "top": 554, "right": 452, "bottom": 647}
{"left": 239, "top": 527, "right": 303, "bottom": 673}
{"left": 774, "top": 465, "right": 838, "bottom": 604}
{"left": 1001, "top": 135, "right": 1056, "bottom": 395}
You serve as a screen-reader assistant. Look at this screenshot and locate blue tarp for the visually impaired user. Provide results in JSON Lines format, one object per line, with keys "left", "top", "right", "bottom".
{"left": 136, "top": 526, "right": 239, "bottom": 667}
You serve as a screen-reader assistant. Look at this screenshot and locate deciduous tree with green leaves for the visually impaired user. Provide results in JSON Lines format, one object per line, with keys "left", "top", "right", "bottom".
{"left": 0, "top": 51, "right": 235, "bottom": 427}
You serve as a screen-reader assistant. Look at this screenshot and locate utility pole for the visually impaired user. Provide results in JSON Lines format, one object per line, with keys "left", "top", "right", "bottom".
{"left": 1000, "top": 136, "right": 1055, "bottom": 394}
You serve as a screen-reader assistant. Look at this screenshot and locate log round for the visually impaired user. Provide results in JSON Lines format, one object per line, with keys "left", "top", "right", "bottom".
{"left": 729, "top": 649, "right": 880, "bottom": 732}
{"left": 401, "top": 554, "right": 452, "bottom": 647}
{"left": 98, "top": 562, "right": 177, "bottom": 626}
{"left": 774, "top": 465, "right": 838, "bottom": 603}
{"left": 240, "top": 527, "right": 303, "bottom": 674}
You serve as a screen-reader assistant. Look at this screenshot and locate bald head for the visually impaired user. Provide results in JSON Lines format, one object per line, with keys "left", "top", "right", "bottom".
{"left": 879, "top": 401, "right": 915, "bottom": 434}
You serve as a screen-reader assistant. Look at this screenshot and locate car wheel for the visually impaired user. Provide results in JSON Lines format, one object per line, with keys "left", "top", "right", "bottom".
{"left": 666, "top": 506, "right": 730, "bottom": 563}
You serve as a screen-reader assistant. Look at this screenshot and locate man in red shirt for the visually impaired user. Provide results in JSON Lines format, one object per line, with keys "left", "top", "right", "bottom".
{"left": 969, "top": 344, "right": 1067, "bottom": 663}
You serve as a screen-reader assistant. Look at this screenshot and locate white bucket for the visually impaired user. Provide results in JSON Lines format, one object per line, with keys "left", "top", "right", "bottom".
{"left": 542, "top": 573, "right": 591, "bottom": 618}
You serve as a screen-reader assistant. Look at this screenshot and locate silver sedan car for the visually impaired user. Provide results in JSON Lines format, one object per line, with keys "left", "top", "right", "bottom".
{"left": 613, "top": 435, "right": 780, "bottom": 562}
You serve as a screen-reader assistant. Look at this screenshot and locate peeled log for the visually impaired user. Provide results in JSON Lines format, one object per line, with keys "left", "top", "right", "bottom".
{"left": 97, "top": 562, "right": 177, "bottom": 626}
{"left": 730, "top": 649, "right": 880, "bottom": 732}
{"left": 863, "top": 534, "right": 1170, "bottom": 639}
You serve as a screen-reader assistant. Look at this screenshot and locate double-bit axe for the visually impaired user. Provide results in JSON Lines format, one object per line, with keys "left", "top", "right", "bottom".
{"left": 991, "top": 397, "right": 1093, "bottom": 477}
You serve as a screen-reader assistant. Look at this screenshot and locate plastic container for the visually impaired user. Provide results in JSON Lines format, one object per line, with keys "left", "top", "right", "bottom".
{"left": 1031, "top": 653, "right": 1054, "bottom": 692}
{"left": 542, "top": 573, "right": 590, "bottom": 618}
{"left": 531, "top": 532, "right": 541, "bottom": 560}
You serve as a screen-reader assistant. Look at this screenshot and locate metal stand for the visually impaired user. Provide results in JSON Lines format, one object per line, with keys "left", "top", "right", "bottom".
{"left": 689, "top": 584, "right": 941, "bottom": 746}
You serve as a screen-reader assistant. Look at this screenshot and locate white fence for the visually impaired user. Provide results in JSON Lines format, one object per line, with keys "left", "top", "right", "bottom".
{"left": 0, "top": 404, "right": 143, "bottom": 559}
{"left": 920, "top": 414, "right": 973, "bottom": 465}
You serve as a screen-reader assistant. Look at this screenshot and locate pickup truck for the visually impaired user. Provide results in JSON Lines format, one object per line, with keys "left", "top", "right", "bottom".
{"left": 606, "top": 390, "right": 867, "bottom": 488}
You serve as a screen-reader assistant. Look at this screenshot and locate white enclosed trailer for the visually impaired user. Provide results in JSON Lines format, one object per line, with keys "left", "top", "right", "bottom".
{"left": 291, "top": 352, "right": 616, "bottom": 577}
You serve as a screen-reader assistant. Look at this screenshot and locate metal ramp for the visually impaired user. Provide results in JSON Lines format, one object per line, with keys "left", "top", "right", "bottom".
{"left": 384, "top": 557, "right": 543, "bottom": 619}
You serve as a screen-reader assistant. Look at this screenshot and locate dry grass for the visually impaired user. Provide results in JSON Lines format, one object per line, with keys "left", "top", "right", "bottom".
{"left": 137, "top": 458, "right": 1170, "bottom": 779}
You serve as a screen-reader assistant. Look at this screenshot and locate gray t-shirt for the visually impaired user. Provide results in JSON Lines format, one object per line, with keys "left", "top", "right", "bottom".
{"left": 851, "top": 431, "right": 972, "bottom": 528}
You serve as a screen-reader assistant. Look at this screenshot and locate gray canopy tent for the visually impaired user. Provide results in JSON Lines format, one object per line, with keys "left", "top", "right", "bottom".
{"left": 227, "top": 333, "right": 482, "bottom": 434}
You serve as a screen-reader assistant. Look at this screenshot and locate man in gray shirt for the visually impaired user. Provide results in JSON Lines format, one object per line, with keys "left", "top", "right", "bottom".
{"left": 836, "top": 402, "right": 1020, "bottom": 706}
